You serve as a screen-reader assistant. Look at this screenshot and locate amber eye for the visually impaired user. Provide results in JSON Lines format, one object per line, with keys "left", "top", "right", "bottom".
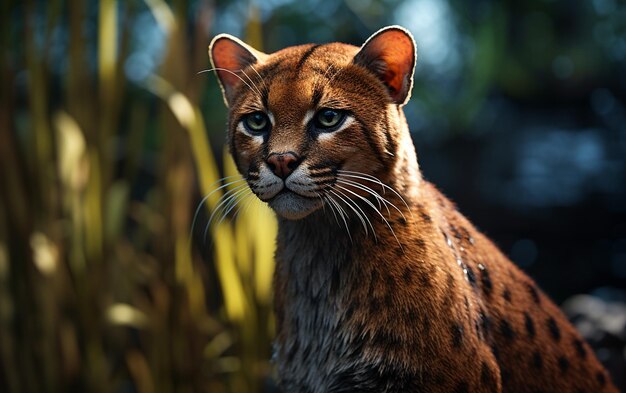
{"left": 314, "top": 109, "right": 346, "bottom": 130}
{"left": 243, "top": 112, "right": 270, "bottom": 134}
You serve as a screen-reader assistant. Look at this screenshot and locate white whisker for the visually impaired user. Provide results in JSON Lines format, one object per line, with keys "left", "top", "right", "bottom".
{"left": 190, "top": 177, "right": 246, "bottom": 238}
{"left": 333, "top": 188, "right": 377, "bottom": 242}
{"left": 198, "top": 67, "right": 261, "bottom": 98}
{"left": 203, "top": 184, "right": 250, "bottom": 244}
{"left": 325, "top": 193, "right": 352, "bottom": 243}
{"left": 217, "top": 189, "right": 253, "bottom": 227}
{"left": 329, "top": 189, "right": 369, "bottom": 237}
{"left": 337, "top": 170, "right": 413, "bottom": 217}
{"left": 335, "top": 184, "right": 402, "bottom": 249}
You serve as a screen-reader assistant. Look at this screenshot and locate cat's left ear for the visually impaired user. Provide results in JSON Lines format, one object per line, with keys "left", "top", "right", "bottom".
{"left": 209, "top": 34, "right": 267, "bottom": 107}
{"left": 354, "top": 26, "right": 416, "bottom": 106}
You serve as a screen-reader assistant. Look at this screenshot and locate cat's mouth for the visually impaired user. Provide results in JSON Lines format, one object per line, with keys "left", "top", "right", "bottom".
{"left": 266, "top": 188, "right": 323, "bottom": 220}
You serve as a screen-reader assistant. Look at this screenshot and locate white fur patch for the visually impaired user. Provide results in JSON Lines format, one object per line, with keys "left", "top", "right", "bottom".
{"left": 317, "top": 116, "right": 354, "bottom": 141}
{"left": 285, "top": 165, "right": 319, "bottom": 198}
{"left": 302, "top": 110, "right": 314, "bottom": 127}
{"left": 237, "top": 121, "right": 264, "bottom": 145}
{"left": 252, "top": 164, "right": 283, "bottom": 200}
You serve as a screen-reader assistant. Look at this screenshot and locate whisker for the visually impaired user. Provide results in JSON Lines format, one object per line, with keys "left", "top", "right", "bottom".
{"left": 198, "top": 67, "right": 261, "bottom": 98}
{"left": 325, "top": 193, "right": 352, "bottom": 243}
{"left": 190, "top": 177, "right": 246, "bottom": 238}
{"left": 319, "top": 194, "right": 340, "bottom": 227}
{"left": 217, "top": 189, "right": 253, "bottom": 227}
{"left": 233, "top": 192, "right": 257, "bottom": 222}
{"left": 337, "top": 170, "right": 413, "bottom": 217}
{"left": 336, "top": 178, "right": 384, "bottom": 212}
{"left": 333, "top": 188, "right": 377, "bottom": 242}
{"left": 203, "top": 184, "right": 250, "bottom": 244}
{"left": 329, "top": 189, "right": 369, "bottom": 237}
{"left": 337, "top": 178, "right": 407, "bottom": 220}
{"left": 248, "top": 64, "right": 268, "bottom": 95}
{"left": 336, "top": 184, "right": 402, "bottom": 249}
{"left": 240, "top": 68, "right": 263, "bottom": 98}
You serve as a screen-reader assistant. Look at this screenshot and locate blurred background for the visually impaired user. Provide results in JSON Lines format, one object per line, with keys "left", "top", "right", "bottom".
{"left": 1, "top": 0, "right": 625, "bottom": 392}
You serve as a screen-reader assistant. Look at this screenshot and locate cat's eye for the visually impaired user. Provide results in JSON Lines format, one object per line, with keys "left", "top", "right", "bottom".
{"left": 243, "top": 112, "right": 270, "bottom": 134}
{"left": 314, "top": 109, "right": 346, "bottom": 130}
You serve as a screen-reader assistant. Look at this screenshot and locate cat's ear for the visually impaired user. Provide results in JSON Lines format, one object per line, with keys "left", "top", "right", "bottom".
{"left": 354, "top": 26, "right": 416, "bottom": 106}
{"left": 209, "top": 34, "right": 267, "bottom": 106}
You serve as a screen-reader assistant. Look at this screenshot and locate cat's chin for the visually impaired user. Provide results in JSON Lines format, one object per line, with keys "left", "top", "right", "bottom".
{"left": 268, "top": 192, "right": 322, "bottom": 220}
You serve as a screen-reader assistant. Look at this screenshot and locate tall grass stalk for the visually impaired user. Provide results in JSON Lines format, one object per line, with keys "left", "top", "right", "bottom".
{"left": 0, "top": 1, "right": 277, "bottom": 392}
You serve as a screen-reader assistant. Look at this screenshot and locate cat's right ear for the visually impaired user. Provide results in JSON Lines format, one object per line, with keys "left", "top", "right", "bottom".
{"left": 209, "top": 34, "right": 267, "bottom": 107}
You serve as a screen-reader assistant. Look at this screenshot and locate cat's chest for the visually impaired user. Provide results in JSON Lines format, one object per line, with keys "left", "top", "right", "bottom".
{"left": 273, "top": 225, "right": 361, "bottom": 389}
{"left": 273, "top": 230, "right": 413, "bottom": 391}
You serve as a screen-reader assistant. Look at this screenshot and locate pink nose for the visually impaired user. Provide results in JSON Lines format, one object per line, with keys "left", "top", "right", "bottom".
{"left": 267, "top": 152, "right": 299, "bottom": 179}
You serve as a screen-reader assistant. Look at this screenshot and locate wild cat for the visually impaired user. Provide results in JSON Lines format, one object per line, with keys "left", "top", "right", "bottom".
{"left": 207, "top": 26, "right": 618, "bottom": 392}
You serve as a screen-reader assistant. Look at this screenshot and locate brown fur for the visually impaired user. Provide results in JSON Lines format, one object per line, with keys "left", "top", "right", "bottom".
{"left": 209, "top": 27, "right": 619, "bottom": 392}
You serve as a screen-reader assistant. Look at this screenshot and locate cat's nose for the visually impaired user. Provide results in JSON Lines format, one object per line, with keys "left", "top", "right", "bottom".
{"left": 266, "top": 152, "right": 300, "bottom": 179}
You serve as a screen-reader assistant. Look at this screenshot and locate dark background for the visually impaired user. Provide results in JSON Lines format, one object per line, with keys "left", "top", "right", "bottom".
{"left": 1, "top": 0, "right": 625, "bottom": 392}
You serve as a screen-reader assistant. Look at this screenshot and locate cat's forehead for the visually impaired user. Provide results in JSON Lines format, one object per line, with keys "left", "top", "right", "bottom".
{"left": 252, "top": 43, "right": 360, "bottom": 113}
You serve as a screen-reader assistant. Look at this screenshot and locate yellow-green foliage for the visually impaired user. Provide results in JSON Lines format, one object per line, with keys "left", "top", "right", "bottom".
{"left": 0, "top": 1, "right": 276, "bottom": 392}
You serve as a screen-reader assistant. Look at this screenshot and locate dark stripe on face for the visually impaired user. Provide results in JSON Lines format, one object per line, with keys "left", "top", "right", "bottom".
{"left": 259, "top": 61, "right": 285, "bottom": 107}
{"left": 311, "top": 85, "right": 323, "bottom": 108}
{"left": 354, "top": 117, "right": 384, "bottom": 167}
{"left": 296, "top": 44, "right": 322, "bottom": 71}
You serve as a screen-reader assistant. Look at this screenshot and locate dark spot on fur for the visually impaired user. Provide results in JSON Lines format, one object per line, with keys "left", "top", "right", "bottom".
{"left": 465, "top": 265, "right": 477, "bottom": 287}
{"left": 503, "top": 287, "right": 512, "bottom": 303}
{"left": 384, "top": 272, "right": 396, "bottom": 288}
{"left": 499, "top": 319, "right": 515, "bottom": 342}
{"left": 524, "top": 313, "right": 536, "bottom": 339}
{"left": 442, "top": 230, "right": 452, "bottom": 247}
{"left": 419, "top": 272, "right": 431, "bottom": 288}
{"left": 450, "top": 225, "right": 463, "bottom": 241}
{"left": 558, "top": 356, "right": 569, "bottom": 374}
{"left": 453, "top": 381, "right": 469, "bottom": 393}
{"left": 370, "top": 296, "right": 382, "bottom": 314}
{"left": 404, "top": 305, "right": 420, "bottom": 323}
{"left": 478, "top": 264, "right": 493, "bottom": 296}
{"left": 446, "top": 272, "right": 455, "bottom": 290}
{"left": 597, "top": 371, "right": 607, "bottom": 386}
{"left": 480, "top": 362, "right": 497, "bottom": 388}
{"left": 479, "top": 311, "right": 491, "bottom": 337}
{"left": 451, "top": 323, "right": 464, "bottom": 348}
{"left": 547, "top": 317, "right": 561, "bottom": 342}
{"left": 402, "top": 266, "right": 413, "bottom": 285}
{"left": 573, "top": 338, "right": 587, "bottom": 359}
{"left": 532, "top": 352, "right": 543, "bottom": 370}
{"left": 527, "top": 283, "right": 541, "bottom": 304}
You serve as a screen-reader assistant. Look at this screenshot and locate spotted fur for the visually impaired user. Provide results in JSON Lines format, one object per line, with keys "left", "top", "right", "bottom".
{"left": 209, "top": 26, "right": 618, "bottom": 393}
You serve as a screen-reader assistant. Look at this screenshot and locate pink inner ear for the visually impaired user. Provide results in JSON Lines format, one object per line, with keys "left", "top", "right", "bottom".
{"left": 211, "top": 38, "right": 257, "bottom": 92}
{"left": 371, "top": 33, "right": 414, "bottom": 98}
{"left": 356, "top": 28, "right": 415, "bottom": 104}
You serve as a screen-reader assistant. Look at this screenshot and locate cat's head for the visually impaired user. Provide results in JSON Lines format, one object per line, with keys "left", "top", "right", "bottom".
{"left": 209, "top": 26, "right": 416, "bottom": 220}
